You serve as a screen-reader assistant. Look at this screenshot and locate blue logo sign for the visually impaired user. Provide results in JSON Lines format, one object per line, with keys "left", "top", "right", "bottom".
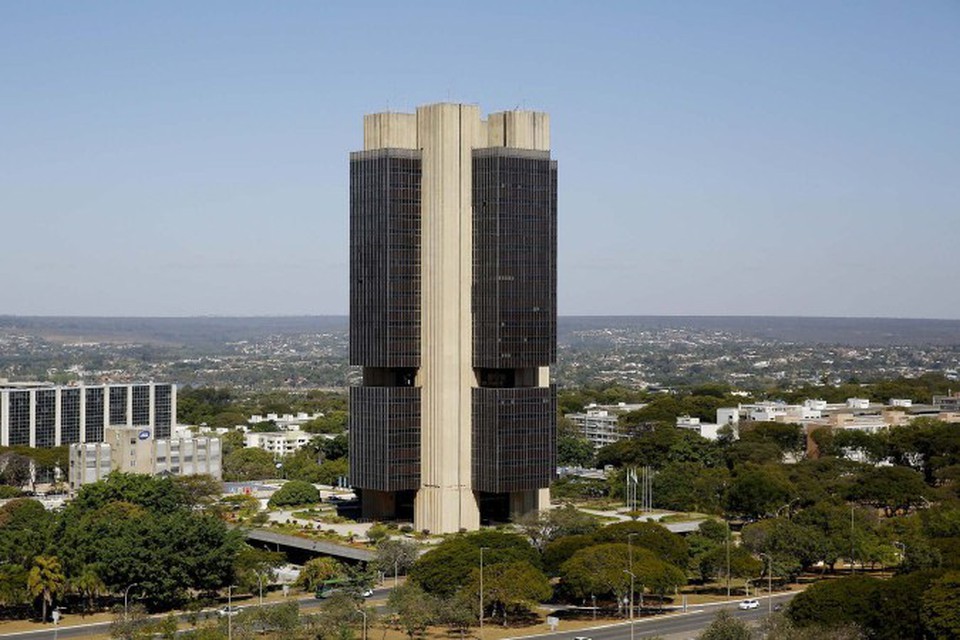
{"left": 138, "top": 430, "right": 151, "bottom": 440}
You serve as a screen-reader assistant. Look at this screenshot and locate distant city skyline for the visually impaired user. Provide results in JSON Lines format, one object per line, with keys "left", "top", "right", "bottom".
{"left": 2, "top": 2, "right": 958, "bottom": 319}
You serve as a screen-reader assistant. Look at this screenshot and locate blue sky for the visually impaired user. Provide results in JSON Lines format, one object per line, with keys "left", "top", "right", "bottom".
{"left": 1, "top": 1, "right": 958, "bottom": 318}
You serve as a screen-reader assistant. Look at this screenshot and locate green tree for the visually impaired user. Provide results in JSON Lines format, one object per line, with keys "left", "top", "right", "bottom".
{"left": 387, "top": 582, "right": 439, "bottom": 639}
{"left": 558, "top": 433, "right": 596, "bottom": 467}
{"left": 592, "top": 521, "right": 689, "bottom": 569}
{"left": 460, "top": 561, "right": 551, "bottom": 626}
{"left": 845, "top": 466, "right": 930, "bottom": 516}
{"left": 516, "top": 505, "right": 599, "bottom": 552}
{"left": 268, "top": 480, "right": 321, "bottom": 508}
{"left": 652, "top": 463, "right": 729, "bottom": 514}
{"left": 742, "top": 517, "right": 826, "bottom": 579}
{"left": 0, "top": 498, "right": 55, "bottom": 568}
{"left": 436, "top": 590, "right": 476, "bottom": 639}
{"left": 223, "top": 448, "right": 277, "bottom": 482}
{"left": 787, "top": 576, "right": 879, "bottom": 629}
{"left": 58, "top": 476, "right": 242, "bottom": 609}
{"left": 738, "top": 421, "right": 806, "bottom": 460}
{"left": 27, "top": 555, "right": 65, "bottom": 622}
{"left": 0, "top": 453, "right": 33, "bottom": 488}
{"left": 70, "top": 566, "right": 106, "bottom": 615}
{"left": 543, "top": 534, "right": 595, "bottom": 576}
{"left": 697, "top": 545, "right": 762, "bottom": 583}
{"left": 725, "top": 465, "right": 796, "bottom": 519}
{"left": 410, "top": 531, "right": 540, "bottom": 597}
{"left": 375, "top": 539, "right": 419, "bottom": 582}
{"left": 698, "top": 610, "right": 751, "bottom": 640}
{"left": 922, "top": 571, "right": 960, "bottom": 639}
{"left": 295, "top": 557, "right": 345, "bottom": 592}
{"left": 301, "top": 411, "right": 349, "bottom": 435}
{"left": 316, "top": 458, "right": 349, "bottom": 486}
{"left": 232, "top": 545, "right": 284, "bottom": 597}
{"left": 319, "top": 434, "right": 349, "bottom": 461}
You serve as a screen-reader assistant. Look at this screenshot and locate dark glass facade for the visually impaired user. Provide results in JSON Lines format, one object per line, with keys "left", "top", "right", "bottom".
{"left": 154, "top": 384, "right": 172, "bottom": 438}
{"left": 472, "top": 148, "right": 557, "bottom": 369}
{"left": 85, "top": 387, "right": 105, "bottom": 442}
{"left": 35, "top": 389, "right": 56, "bottom": 448}
{"left": 61, "top": 388, "right": 81, "bottom": 444}
{"left": 8, "top": 391, "right": 30, "bottom": 447}
{"left": 349, "top": 386, "right": 421, "bottom": 492}
{"left": 349, "top": 149, "right": 422, "bottom": 368}
{"left": 109, "top": 386, "right": 127, "bottom": 426}
{"left": 472, "top": 386, "right": 556, "bottom": 493}
{"left": 132, "top": 385, "right": 150, "bottom": 426}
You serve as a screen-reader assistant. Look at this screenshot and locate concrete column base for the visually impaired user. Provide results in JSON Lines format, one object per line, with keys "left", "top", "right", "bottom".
{"left": 414, "top": 486, "right": 480, "bottom": 534}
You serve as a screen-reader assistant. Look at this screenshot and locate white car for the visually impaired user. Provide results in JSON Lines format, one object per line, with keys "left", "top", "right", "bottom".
{"left": 362, "top": 588, "right": 374, "bottom": 598}
{"left": 217, "top": 605, "right": 242, "bottom": 617}
{"left": 738, "top": 599, "right": 760, "bottom": 610}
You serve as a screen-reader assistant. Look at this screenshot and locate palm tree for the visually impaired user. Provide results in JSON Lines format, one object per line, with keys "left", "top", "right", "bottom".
{"left": 70, "top": 567, "right": 105, "bottom": 616}
{"left": 26, "top": 555, "right": 65, "bottom": 622}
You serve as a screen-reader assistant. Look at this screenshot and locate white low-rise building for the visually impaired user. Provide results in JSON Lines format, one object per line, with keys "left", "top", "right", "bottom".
{"left": 244, "top": 430, "right": 314, "bottom": 456}
{"left": 249, "top": 412, "right": 323, "bottom": 431}
{"left": 68, "top": 426, "right": 221, "bottom": 489}
{"left": 676, "top": 415, "right": 722, "bottom": 440}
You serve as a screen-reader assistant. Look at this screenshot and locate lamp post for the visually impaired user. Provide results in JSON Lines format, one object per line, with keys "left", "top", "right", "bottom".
{"left": 257, "top": 573, "right": 265, "bottom": 607}
{"left": 591, "top": 594, "right": 596, "bottom": 621}
{"left": 356, "top": 607, "right": 368, "bottom": 640}
{"left": 626, "top": 532, "right": 638, "bottom": 618}
{"left": 759, "top": 553, "right": 773, "bottom": 614}
{"left": 850, "top": 505, "right": 856, "bottom": 575}
{"left": 123, "top": 583, "right": 140, "bottom": 622}
{"left": 394, "top": 557, "right": 400, "bottom": 588}
{"left": 725, "top": 520, "right": 731, "bottom": 598}
{"left": 623, "top": 570, "right": 636, "bottom": 640}
{"left": 228, "top": 584, "right": 235, "bottom": 640}
{"left": 479, "top": 547, "right": 489, "bottom": 638}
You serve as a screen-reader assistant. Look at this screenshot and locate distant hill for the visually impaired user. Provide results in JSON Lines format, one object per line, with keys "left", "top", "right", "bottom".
{"left": 1, "top": 315, "right": 958, "bottom": 348}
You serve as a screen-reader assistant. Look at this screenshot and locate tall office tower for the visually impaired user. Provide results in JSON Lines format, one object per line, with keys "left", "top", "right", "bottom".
{"left": 349, "top": 103, "right": 557, "bottom": 533}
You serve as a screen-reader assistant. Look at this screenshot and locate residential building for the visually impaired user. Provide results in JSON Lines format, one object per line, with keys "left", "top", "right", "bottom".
{"left": 68, "top": 425, "right": 221, "bottom": 489}
{"left": 348, "top": 103, "right": 557, "bottom": 532}
{"left": 0, "top": 382, "right": 176, "bottom": 448}
{"left": 676, "top": 415, "right": 722, "bottom": 440}
{"left": 566, "top": 409, "right": 622, "bottom": 449}
{"left": 249, "top": 412, "right": 324, "bottom": 430}
{"left": 934, "top": 392, "right": 960, "bottom": 413}
{"left": 565, "top": 402, "right": 646, "bottom": 449}
{"left": 245, "top": 430, "right": 314, "bottom": 456}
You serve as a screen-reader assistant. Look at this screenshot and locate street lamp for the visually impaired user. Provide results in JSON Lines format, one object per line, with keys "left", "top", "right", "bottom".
{"left": 725, "top": 520, "right": 732, "bottom": 598}
{"left": 257, "top": 572, "right": 265, "bottom": 607}
{"left": 626, "top": 532, "right": 638, "bottom": 619}
{"left": 356, "top": 607, "right": 368, "bottom": 640}
{"left": 758, "top": 553, "right": 773, "bottom": 614}
{"left": 623, "top": 570, "right": 636, "bottom": 640}
{"left": 123, "top": 583, "right": 140, "bottom": 622}
{"left": 479, "top": 547, "right": 489, "bottom": 638}
{"left": 394, "top": 557, "right": 400, "bottom": 588}
{"left": 227, "top": 584, "right": 236, "bottom": 640}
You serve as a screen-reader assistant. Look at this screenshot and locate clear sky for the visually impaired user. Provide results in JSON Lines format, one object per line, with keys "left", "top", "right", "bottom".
{"left": 2, "top": 1, "right": 958, "bottom": 318}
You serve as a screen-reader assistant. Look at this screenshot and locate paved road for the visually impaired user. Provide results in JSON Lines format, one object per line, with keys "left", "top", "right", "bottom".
{"left": 512, "top": 593, "right": 797, "bottom": 640}
{"left": 0, "top": 589, "right": 387, "bottom": 640}
{"left": 0, "top": 591, "right": 796, "bottom": 640}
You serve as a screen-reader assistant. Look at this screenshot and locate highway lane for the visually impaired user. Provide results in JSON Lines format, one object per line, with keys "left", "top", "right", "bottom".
{"left": 0, "top": 591, "right": 796, "bottom": 640}
{"left": 0, "top": 588, "right": 390, "bottom": 640}
{"left": 512, "top": 593, "right": 798, "bottom": 640}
